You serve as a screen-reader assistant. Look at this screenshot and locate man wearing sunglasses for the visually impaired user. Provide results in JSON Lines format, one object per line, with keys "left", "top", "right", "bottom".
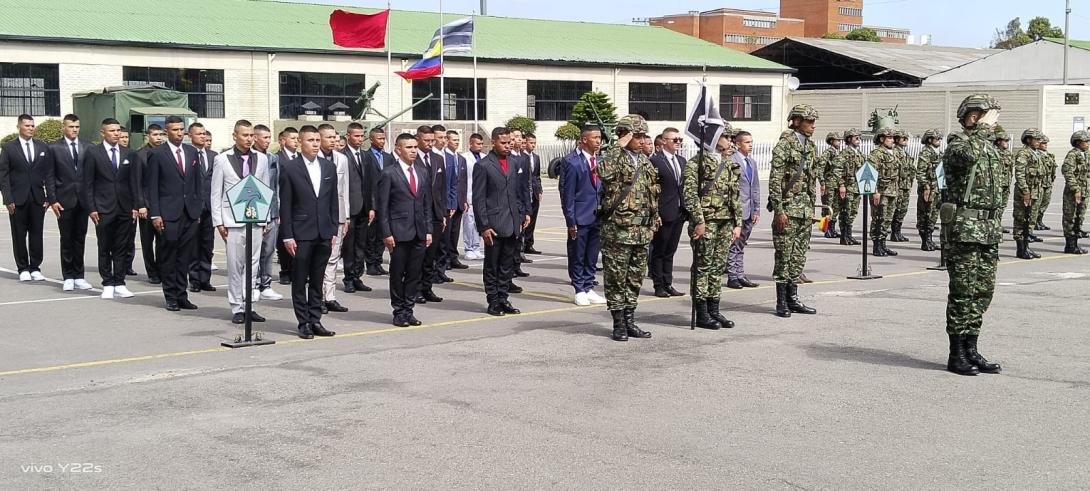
{"left": 649, "top": 128, "right": 688, "bottom": 298}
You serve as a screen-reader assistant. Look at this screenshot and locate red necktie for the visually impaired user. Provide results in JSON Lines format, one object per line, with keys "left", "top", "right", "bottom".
{"left": 175, "top": 148, "right": 185, "bottom": 175}
{"left": 408, "top": 166, "right": 417, "bottom": 196}
{"left": 589, "top": 156, "right": 598, "bottom": 187}
{"left": 500, "top": 157, "right": 508, "bottom": 176}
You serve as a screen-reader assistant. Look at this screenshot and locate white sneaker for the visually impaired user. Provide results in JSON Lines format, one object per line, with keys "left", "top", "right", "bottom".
{"left": 574, "top": 291, "right": 591, "bottom": 306}
{"left": 63, "top": 279, "right": 75, "bottom": 291}
{"left": 252, "top": 289, "right": 262, "bottom": 302}
{"left": 30, "top": 271, "right": 46, "bottom": 281}
{"left": 260, "top": 288, "right": 284, "bottom": 300}
{"left": 586, "top": 290, "right": 607, "bottom": 304}
{"left": 100, "top": 286, "right": 115, "bottom": 299}
{"left": 18, "top": 271, "right": 31, "bottom": 282}
{"left": 74, "top": 279, "right": 93, "bottom": 290}
{"left": 114, "top": 285, "right": 135, "bottom": 298}
{"left": 211, "top": 263, "right": 219, "bottom": 271}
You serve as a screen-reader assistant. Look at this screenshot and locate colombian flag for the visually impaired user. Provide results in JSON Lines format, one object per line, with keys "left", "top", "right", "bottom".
{"left": 396, "top": 18, "right": 474, "bottom": 81}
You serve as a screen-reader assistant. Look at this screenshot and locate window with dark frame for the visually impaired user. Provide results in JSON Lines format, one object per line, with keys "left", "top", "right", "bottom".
{"left": 720, "top": 85, "right": 772, "bottom": 122}
{"left": 526, "top": 80, "right": 591, "bottom": 121}
{"left": 629, "top": 83, "right": 687, "bottom": 121}
{"left": 123, "top": 67, "right": 225, "bottom": 118}
{"left": 412, "top": 78, "right": 486, "bottom": 121}
{"left": 0, "top": 63, "right": 60, "bottom": 117}
{"left": 278, "top": 71, "right": 365, "bottom": 119}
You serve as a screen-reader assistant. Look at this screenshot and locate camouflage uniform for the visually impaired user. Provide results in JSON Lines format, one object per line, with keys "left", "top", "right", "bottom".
{"left": 915, "top": 129, "right": 943, "bottom": 250}
{"left": 832, "top": 130, "right": 864, "bottom": 245}
{"left": 597, "top": 115, "right": 660, "bottom": 341}
{"left": 868, "top": 129, "right": 900, "bottom": 255}
{"left": 683, "top": 149, "right": 742, "bottom": 329}
{"left": 770, "top": 104, "right": 820, "bottom": 318}
{"left": 1012, "top": 129, "right": 1045, "bottom": 257}
{"left": 1036, "top": 137, "right": 1057, "bottom": 229}
{"left": 816, "top": 133, "right": 842, "bottom": 237}
{"left": 890, "top": 130, "right": 915, "bottom": 242}
{"left": 1061, "top": 131, "right": 1090, "bottom": 253}
{"left": 993, "top": 130, "right": 1015, "bottom": 217}
{"left": 942, "top": 94, "right": 1004, "bottom": 376}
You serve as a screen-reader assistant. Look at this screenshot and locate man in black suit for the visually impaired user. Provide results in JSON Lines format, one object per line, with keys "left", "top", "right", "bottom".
{"left": 522, "top": 133, "right": 544, "bottom": 255}
{"left": 49, "top": 114, "right": 94, "bottom": 291}
{"left": 279, "top": 125, "right": 340, "bottom": 339}
{"left": 0, "top": 114, "right": 52, "bottom": 282}
{"left": 473, "top": 127, "right": 531, "bottom": 316}
{"left": 649, "top": 127, "right": 687, "bottom": 298}
{"left": 187, "top": 122, "right": 217, "bottom": 293}
{"left": 82, "top": 118, "right": 142, "bottom": 299}
{"left": 413, "top": 125, "right": 444, "bottom": 304}
{"left": 134, "top": 124, "right": 165, "bottom": 283}
{"left": 363, "top": 126, "right": 395, "bottom": 276}
{"left": 275, "top": 127, "right": 300, "bottom": 285}
{"left": 442, "top": 130, "right": 469, "bottom": 271}
{"left": 506, "top": 129, "right": 532, "bottom": 285}
{"left": 378, "top": 133, "right": 433, "bottom": 327}
{"left": 340, "top": 122, "right": 377, "bottom": 293}
{"left": 146, "top": 115, "right": 203, "bottom": 311}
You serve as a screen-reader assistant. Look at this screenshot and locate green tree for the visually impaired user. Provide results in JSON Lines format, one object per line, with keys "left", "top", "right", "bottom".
{"left": 845, "top": 27, "right": 880, "bottom": 42}
{"left": 554, "top": 122, "right": 581, "bottom": 141}
{"left": 1, "top": 118, "right": 64, "bottom": 145}
{"left": 504, "top": 115, "right": 536, "bottom": 135}
{"left": 822, "top": 31, "right": 845, "bottom": 40}
{"left": 991, "top": 17, "right": 1032, "bottom": 49}
{"left": 1026, "top": 16, "right": 1062, "bottom": 41}
{"left": 567, "top": 91, "right": 618, "bottom": 130}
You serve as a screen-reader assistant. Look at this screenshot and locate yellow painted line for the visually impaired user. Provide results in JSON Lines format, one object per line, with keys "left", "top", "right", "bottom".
{"left": 447, "top": 280, "right": 573, "bottom": 302}
{"left": 0, "top": 348, "right": 231, "bottom": 377}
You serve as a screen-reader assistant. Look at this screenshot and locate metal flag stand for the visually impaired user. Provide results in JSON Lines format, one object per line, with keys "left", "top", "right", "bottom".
{"left": 849, "top": 159, "right": 881, "bottom": 280}
{"left": 222, "top": 175, "right": 276, "bottom": 349}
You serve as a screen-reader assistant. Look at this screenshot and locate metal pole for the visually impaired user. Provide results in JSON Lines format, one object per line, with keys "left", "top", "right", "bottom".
{"left": 849, "top": 194, "right": 881, "bottom": 280}
{"left": 1064, "top": 0, "right": 1071, "bottom": 85}
{"left": 439, "top": 0, "right": 444, "bottom": 122}
{"left": 472, "top": 12, "right": 478, "bottom": 131}
{"left": 480, "top": 0, "right": 487, "bottom": 15}
{"left": 387, "top": 0, "right": 392, "bottom": 121}
{"left": 244, "top": 222, "right": 253, "bottom": 342}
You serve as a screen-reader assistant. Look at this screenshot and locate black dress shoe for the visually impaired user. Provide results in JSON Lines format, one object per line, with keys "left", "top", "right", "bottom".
{"left": 342, "top": 281, "right": 356, "bottom": 293}
{"left": 366, "top": 267, "right": 382, "bottom": 276}
{"left": 508, "top": 283, "right": 524, "bottom": 294}
{"left": 165, "top": 302, "right": 180, "bottom": 312}
{"left": 408, "top": 315, "right": 422, "bottom": 326}
{"left": 439, "top": 273, "right": 454, "bottom": 283}
{"left": 449, "top": 261, "right": 470, "bottom": 269}
{"left": 500, "top": 301, "right": 521, "bottom": 314}
{"left": 726, "top": 279, "right": 744, "bottom": 290}
{"left": 126, "top": 268, "right": 137, "bottom": 276}
{"left": 414, "top": 293, "right": 427, "bottom": 304}
{"left": 520, "top": 255, "right": 533, "bottom": 264}
{"left": 249, "top": 311, "right": 266, "bottom": 322}
{"left": 325, "top": 300, "right": 348, "bottom": 312}
{"left": 297, "top": 323, "right": 314, "bottom": 339}
{"left": 232, "top": 313, "right": 245, "bottom": 324}
{"left": 189, "top": 284, "right": 201, "bottom": 293}
{"left": 654, "top": 287, "right": 670, "bottom": 298}
{"left": 423, "top": 290, "right": 443, "bottom": 302}
{"left": 393, "top": 315, "right": 410, "bottom": 327}
{"left": 148, "top": 276, "right": 162, "bottom": 285}
{"left": 524, "top": 247, "right": 542, "bottom": 254}
{"left": 739, "top": 277, "right": 759, "bottom": 288}
{"left": 377, "top": 265, "right": 389, "bottom": 275}
{"left": 321, "top": 304, "right": 329, "bottom": 314}
{"left": 487, "top": 304, "right": 505, "bottom": 316}
{"left": 200, "top": 283, "right": 217, "bottom": 292}
{"left": 666, "top": 286, "right": 684, "bottom": 297}
{"left": 310, "top": 323, "right": 335, "bottom": 337}
{"left": 514, "top": 269, "right": 530, "bottom": 278}
{"left": 279, "top": 274, "right": 291, "bottom": 285}
{"left": 178, "top": 299, "right": 198, "bottom": 310}
{"left": 352, "top": 278, "right": 372, "bottom": 292}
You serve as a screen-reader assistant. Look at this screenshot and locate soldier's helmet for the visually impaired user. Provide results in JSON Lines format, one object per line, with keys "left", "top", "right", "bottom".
{"left": 787, "top": 104, "right": 819, "bottom": 121}
{"left": 872, "top": 126, "right": 895, "bottom": 144}
{"left": 723, "top": 122, "right": 736, "bottom": 138}
{"left": 921, "top": 128, "right": 943, "bottom": 144}
{"left": 825, "top": 131, "right": 842, "bottom": 143}
{"left": 616, "top": 114, "right": 649, "bottom": 135}
{"left": 1040, "top": 134, "right": 1050, "bottom": 144}
{"left": 957, "top": 94, "right": 1001, "bottom": 120}
{"left": 1071, "top": 130, "right": 1090, "bottom": 147}
{"left": 843, "top": 128, "right": 862, "bottom": 139}
{"left": 993, "top": 125, "right": 1010, "bottom": 141}
{"left": 1021, "top": 128, "right": 1041, "bottom": 145}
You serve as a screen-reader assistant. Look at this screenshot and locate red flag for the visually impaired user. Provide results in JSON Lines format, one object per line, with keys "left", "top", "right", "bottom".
{"left": 329, "top": 9, "right": 389, "bottom": 49}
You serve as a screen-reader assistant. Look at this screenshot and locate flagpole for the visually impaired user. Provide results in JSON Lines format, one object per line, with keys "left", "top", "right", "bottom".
{"left": 439, "top": 0, "right": 445, "bottom": 122}
{"left": 386, "top": 1, "right": 392, "bottom": 123}
{"left": 472, "top": 11, "right": 478, "bottom": 131}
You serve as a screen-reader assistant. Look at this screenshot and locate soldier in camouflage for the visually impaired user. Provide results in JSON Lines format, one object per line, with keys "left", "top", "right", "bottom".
{"left": 770, "top": 104, "right": 819, "bottom": 318}
{"left": 1013, "top": 128, "right": 1045, "bottom": 259}
{"left": 1062, "top": 131, "right": 1090, "bottom": 254}
{"left": 869, "top": 127, "right": 900, "bottom": 257}
{"left": 941, "top": 94, "right": 1004, "bottom": 376}
{"left": 1036, "top": 135, "right": 1057, "bottom": 231}
{"left": 817, "top": 132, "right": 843, "bottom": 239}
{"left": 992, "top": 127, "right": 1015, "bottom": 234}
{"left": 890, "top": 129, "right": 914, "bottom": 242}
{"left": 596, "top": 114, "right": 660, "bottom": 342}
{"left": 915, "top": 129, "right": 943, "bottom": 251}
{"left": 684, "top": 133, "right": 743, "bottom": 330}
{"left": 833, "top": 128, "right": 864, "bottom": 245}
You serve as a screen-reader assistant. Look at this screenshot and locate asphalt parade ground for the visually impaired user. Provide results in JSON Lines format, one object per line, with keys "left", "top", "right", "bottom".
{"left": 1, "top": 182, "right": 1088, "bottom": 489}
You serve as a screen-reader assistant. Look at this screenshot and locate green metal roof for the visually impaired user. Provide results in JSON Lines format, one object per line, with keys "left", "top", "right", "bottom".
{"left": 0, "top": 0, "right": 790, "bottom": 72}
{"left": 1045, "top": 37, "right": 1090, "bottom": 51}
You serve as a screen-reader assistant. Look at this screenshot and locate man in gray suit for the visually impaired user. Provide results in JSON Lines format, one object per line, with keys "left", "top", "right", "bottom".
{"left": 210, "top": 120, "right": 272, "bottom": 324}
{"left": 727, "top": 130, "right": 761, "bottom": 289}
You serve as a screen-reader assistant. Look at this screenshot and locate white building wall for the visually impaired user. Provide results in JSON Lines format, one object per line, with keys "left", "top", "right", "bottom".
{"left": 1042, "top": 86, "right": 1090, "bottom": 142}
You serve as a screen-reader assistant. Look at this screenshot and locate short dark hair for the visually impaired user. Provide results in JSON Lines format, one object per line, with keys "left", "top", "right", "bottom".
{"left": 491, "top": 127, "right": 511, "bottom": 140}
{"left": 431, "top": 124, "right": 447, "bottom": 132}
{"left": 524, "top": 132, "right": 536, "bottom": 140}
{"left": 580, "top": 124, "right": 601, "bottom": 136}
{"left": 119, "top": 126, "right": 129, "bottom": 133}
{"left": 63, "top": 114, "right": 79, "bottom": 123}
{"left": 17, "top": 114, "right": 33, "bottom": 124}
{"left": 470, "top": 133, "right": 484, "bottom": 141}
{"left": 369, "top": 126, "right": 386, "bottom": 136}
{"left": 416, "top": 125, "right": 434, "bottom": 135}
{"left": 187, "top": 122, "right": 205, "bottom": 132}
{"left": 347, "top": 122, "right": 364, "bottom": 132}
{"left": 733, "top": 130, "right": 752, "bottom": 141}
{"left": 317, "top": 123, "right": 336, "bottom": 132}
{"left": 299, "top": 125, "right": 320, "bottom": 135}
{"left": 446, "top": 129, "right": 459, "bottom": 137}
{"left": 254, "top": 124, "right": 271, "bottom": 133}
{"left": 147, "top": 123, "right": 163, "bottom": 132}
{"left": 233, "top": 119, "right": 253, "bottom": 131}
{"left": 395, "top": 133, "right": 416, "bottom": 145}
{"left": 279, "top": 126, "right": 299, "bottom": 138}
{"left": 101, "top": 118, "right": 121, "bottom": 127}
{"left": 165, "top": 115, "right": 184, "bottom": 125}
{"left": 663, "top": 127, "right": 680, "bottom": 134}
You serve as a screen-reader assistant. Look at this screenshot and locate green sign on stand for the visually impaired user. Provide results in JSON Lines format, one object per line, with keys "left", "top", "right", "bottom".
{"left": 226, "top": 175, "right": 274, "bottom": 224}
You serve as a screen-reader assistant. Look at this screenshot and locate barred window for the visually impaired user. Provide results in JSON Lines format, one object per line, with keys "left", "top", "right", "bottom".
{"left": 0, "top": 63, "right": 60, "bottom": 117}
{"left": 838, "top": 23, "right": 861, "bottom": 32}
{"left": 838, "top": 7, "right": 862, "bottom": 17}
{"left": 526, "top": 80, "right": 591, "bottom": 121}
{"left": 278, "top": 71, "right": 365, "bottom": 119}
{"left": 725, "top": 34, "right": 780, "bottom": 45}
{"left": 123, "top": 67, "right": 225, "bottom": 118}
{"left": 412, "top": 78, "right": 486, "bottom": 121}
{"left": 742, "top": 18, "right": 776, "bottom": 29}
{"left": 629, "top": 83, "right": 686, "bottom": 121}
{"left": 720, "top": 85, "right": 771, "bottom": 122}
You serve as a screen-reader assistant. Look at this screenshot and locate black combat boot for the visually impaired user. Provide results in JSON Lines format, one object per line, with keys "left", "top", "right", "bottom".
{"left": 786, "top": 283, "right": 817, "bottom": 314}
{"left": 873, "top": 239, "right": 887, "bottom": 257}
{"left": 694, "top": 299, "right": 720, "bottom": 330}
{"left": 839, "top": 222, "right": 850, "bottom": 245}
{"left": 883, "top": 239, "right": 899, "bottom": 256}
{"left": 1029, "top": 233, "right": 1043, "bottom": 243}
{"left": 1016, "top": 239, "right": 1032, "bottom": 259}
{"left": 963, "top": 335, "right": 1001, "bottom": 374}
{"left": 1064, "top": 236, "right": 1087, "bottom": 255}
{"left": 610, "top": 310, "right": 627, "bottom": 342}
{"left": 947, "top": 334, "right": 980, "bottom": 376}
{"left": 624, "top": 307, "right": 651, "bottom": 338}
{"left": 828, "top": 219, "right": 840, "bottom": 238}
{"left": 845, "top": 225, "right": 860, "bottom": 245}
{"left": 1037, "top": 219, "right": 1051, "bottom": 231}
{"left": 706, "top": 298, "right": 735, "bottom": 329}
{"left": 775, "top": 284, "right": 791, "bottom": 318}
{"left": 920, "top": 231, "right": 934, "bottom": 251}
{"left": 928, "top": 231, "right": 940, "bottom": 251}
{"left": 892, "top": 221, "right": 908, "bottom": 242}
{"left": 1026, "top": 241, "right": 1041, "bottom": 258}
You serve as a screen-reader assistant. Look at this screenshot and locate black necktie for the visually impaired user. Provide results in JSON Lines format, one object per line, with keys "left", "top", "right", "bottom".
{"left": 199, "top": 152, "right": 206, "bottom": 172}
{"left": 71, "top": 142, "right": 79, "bottom": 167}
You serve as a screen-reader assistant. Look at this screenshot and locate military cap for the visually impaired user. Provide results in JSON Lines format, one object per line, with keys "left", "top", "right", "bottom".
{"left": 1040, "top": 134, "right": 1050, "bottom": 144}
{"left": 957, "top": 94, "right": 1001, "bottom": 120}
{"left": 921, "top": 128, "right": 943, "bottom": 144}
{"left": 723, "top": 122, "right": 736, "bottom": 137}
{"left": 1020, "top": 128, "right": 1042, "bottom": 145}
{"left": 616, "top": 114, "right": 649, "bottom": 135}
{"left": 787, "top": 104, "right": 819, "bottom": 121}
{"left": 843, "top": 128, "right": 862, "bottom": 139}
{"left": 992, "top": 125, "right": 1010, "bottom": 141}
{"left": 1071, "top": 130, "right": 1090, "bottom": 147}
{"left": 872, "top": 126, "right": 896, "bottom": 144}
{"left": 825, "top": 131, "right": 842, "bottom": 143}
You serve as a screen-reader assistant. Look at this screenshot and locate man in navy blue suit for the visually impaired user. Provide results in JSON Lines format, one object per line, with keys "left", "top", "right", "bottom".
{"left": 559, "top": 125, "right": 607, "bottom": 306}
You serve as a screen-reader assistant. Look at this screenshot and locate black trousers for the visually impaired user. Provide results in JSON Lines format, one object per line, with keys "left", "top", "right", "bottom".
{"left": 57, "top": 204, "right": 90, "bottom": 279}
{"left": 420, "top": 221, "right": 444, "bottom": 290}
{"left": 96, "top": 211, "right": 134, "bottom": 286}
{"left": 483, "top": 234, "right": 518, "bottom": 304}
{"left": 156, "top": 216, "right": 198, "bottom": 305}
{"left": 364, "top": 215, "right": 385, "bottom": 270}
{"left": 442, "top": 209, "right": 463, "bottom": 268}
{"left": 650, "top": 218, "right": 685, "bottom": 289}
{"left": 389, "top": 239, "right": 425, "bottom": 317}
{"left": 139, "top": 218, "right": 159, "bottom": 280}
{"left": 189, "top": 208, "right": 214, "bottom": 287}
{"left": 342, "top": 211, "right": 369, "bottom": 281}
{"left": 8, "top": 203, "right": 45, "bottom": 273}
{"left": 524, "top": 196, "right": 541, "bottom": 249}
{"left": 291, "top": 238, "right": 332, "bottom": 325}
{"left": 277, "top": 227, "right": 294, "bottom": 278}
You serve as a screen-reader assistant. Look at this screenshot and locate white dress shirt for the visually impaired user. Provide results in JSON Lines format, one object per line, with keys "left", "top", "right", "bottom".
{"left": 19, "top": 136, "right": 34, "bottom": 162}
{"left": 303, "top": 156, "right": 321, "bottom": 196}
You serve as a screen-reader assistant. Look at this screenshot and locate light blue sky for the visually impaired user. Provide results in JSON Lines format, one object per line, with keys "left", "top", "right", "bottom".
{"left": 305, "top": 0, "right": 1089, "bottom": 49}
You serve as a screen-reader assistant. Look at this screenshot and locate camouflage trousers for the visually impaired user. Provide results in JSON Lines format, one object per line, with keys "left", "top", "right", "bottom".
{"left": 1011, "top": 191, "right": 1039, "bottom": 240}
{"left": 773, "top": 216, "right": 811, "bottom": 283}
{"left": 916, "top": 189, "right": 940, "bottom": 234}
{"left": 946, "top": 241, "right": 998, "bottom": 336}
{"left": 1062, "top": 189, "right": 1088, "bottom": 237}
{"left": 690, "top": 220, "right": 732, "bottom": 299}
{"left": 602, "top": 240, "right": 649, "bottom": 311}
{"left": 838, "top": 192, "right": 860, "bottom": 229}
{"left": 870, "top": 195, "right": 896, "bottom": 239}
{"left": 821, "top": 184, "right": 838, "bottom": 218}
{"left": 892, "top": 187, "right": 911, "bottom": 224}
{"left": 1037, "top": 183, "right": 1054, "bottom": 223}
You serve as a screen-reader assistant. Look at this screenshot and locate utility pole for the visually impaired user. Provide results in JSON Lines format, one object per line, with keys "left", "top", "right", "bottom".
{"left": 481, "top": 0, "right": 487, "bottom": 16}
{"left": 1064, "top": 0, "right": 1071, "bottom": 84}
